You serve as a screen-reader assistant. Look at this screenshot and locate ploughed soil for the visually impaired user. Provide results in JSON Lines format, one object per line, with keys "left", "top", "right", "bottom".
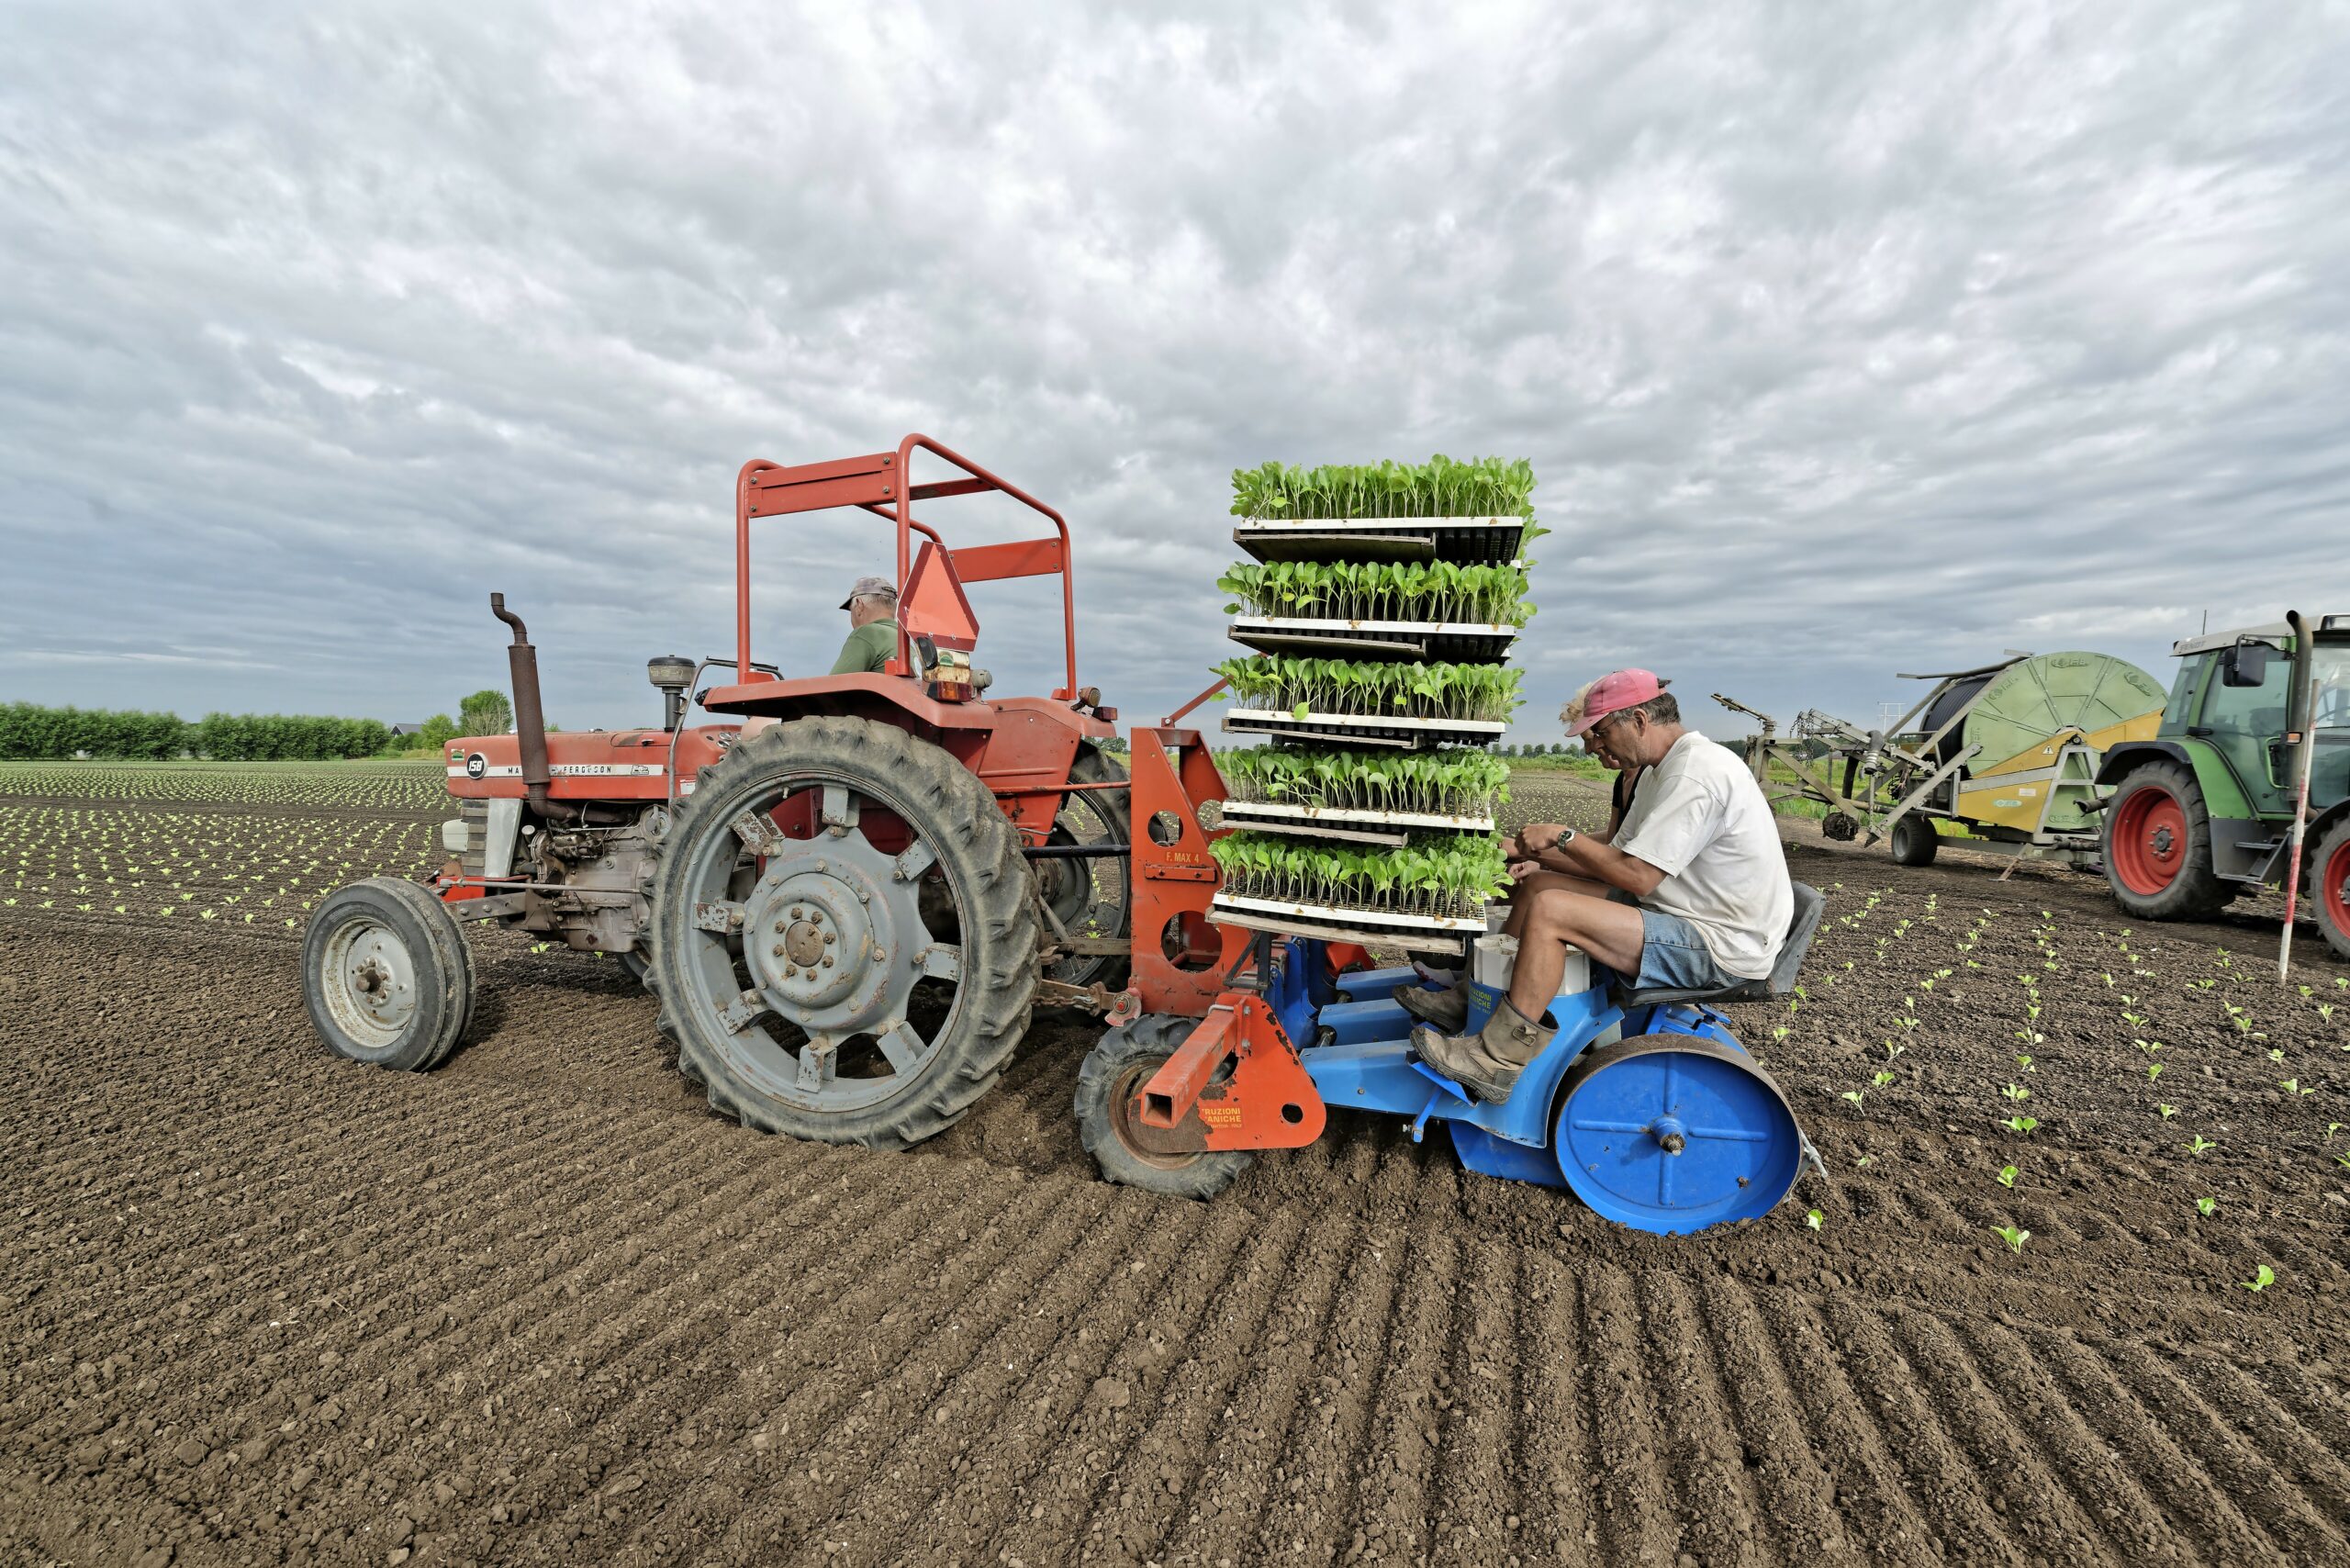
{"left": 6, "top": 786, "right": 2350, "bottom": 1567}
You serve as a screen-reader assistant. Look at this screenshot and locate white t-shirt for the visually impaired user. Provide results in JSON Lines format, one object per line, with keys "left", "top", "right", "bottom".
{"left": 1614, "top": 731, "right": 1793, "bottom": 980}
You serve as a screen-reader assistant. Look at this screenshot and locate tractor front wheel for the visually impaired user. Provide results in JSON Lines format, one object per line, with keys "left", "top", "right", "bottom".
{"left": 2312, "top": 816, "right": 2350, "bottom": 961}
{"left": 302, "top": 878, "right": 476, "bottom": 1071}
{"left": 2101, "top": 762, "right": 2236, "bottom": 920}
{"left": 643, "top": 716, "right": 1039, "bottom": 1150}
{"left": 1075, "top": 1015, "right": 1252, "bottom": 1199}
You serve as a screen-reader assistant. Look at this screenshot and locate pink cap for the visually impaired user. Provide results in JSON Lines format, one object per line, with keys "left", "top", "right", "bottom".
{"left": 1563, "top": 668, "right": 1668, "bottom": 736}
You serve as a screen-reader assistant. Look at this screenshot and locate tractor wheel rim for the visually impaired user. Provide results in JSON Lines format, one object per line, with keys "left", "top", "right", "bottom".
{"left": 2324, "top": 836, "right": 2350, "bottom": 943}
{"left": 677, "top": 773, "right": 957, "bottom": 1115}
{"left": 319, "top": 915, "right": 419, "bottom": 1048}
{"left": 2112, "top": 788, "right": 2187, "bottom": 896}
{"left": 1110, "top": 1058, "right": 1202, "bottom": 1170}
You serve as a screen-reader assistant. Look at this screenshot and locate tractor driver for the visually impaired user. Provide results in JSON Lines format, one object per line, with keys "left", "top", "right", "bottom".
{"left": 830, "top": 576, "right": 901, "bottom": 676}
{"left": 1407, "top": 669, "right": 1795, "bottom": 1104}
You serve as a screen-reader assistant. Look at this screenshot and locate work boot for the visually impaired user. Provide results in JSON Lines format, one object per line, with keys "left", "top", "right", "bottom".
{"left": 1412, "top": 1000, "right": 1558, "bottom": 1105}
{"left": 1393, "top": 982, "right": 1469, "bottom": 1032}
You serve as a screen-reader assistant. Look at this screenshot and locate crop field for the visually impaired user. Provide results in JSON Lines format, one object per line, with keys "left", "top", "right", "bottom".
{"left": 6, "top": 761, "right": 2350, "bottom": 1567}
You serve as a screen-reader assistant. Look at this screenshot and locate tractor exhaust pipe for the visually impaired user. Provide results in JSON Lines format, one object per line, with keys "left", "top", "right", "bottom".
{"left": 489, "top": 593, "right": 554, "bottom": 817}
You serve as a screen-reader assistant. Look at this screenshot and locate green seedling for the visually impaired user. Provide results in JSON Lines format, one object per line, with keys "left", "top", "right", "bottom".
{"left": 2014, "top": 1054, "right": 2034, "bottom": 1071}
{"left": 1996, "top": 1164, "right": 2019, "bottom": 1189}
{"left": 1884, "top": 1040, "right": 1907, "bottom": 1060}
{"left": 2002, "top": 1082, "right": 2031, "bottom": 1103}
{"left": 2242, "top": 1263, "right": 2275, "bottom": 1293}
{"left": 1873, "top": 1070, "right": 1895, "bottom": 1088}
{"left": 2005, "top": 1115, "right": 2039, "bottom": 1135}
{"left": 1852, "top": 1155, "right": 1873, "bottom": 1168}
{"left": 1841, "top": 1089, "right": 1867, "bottom": 1107}
{"left": 1806, "top": 1208, "right": 1824, "bottom": 1231}
{"left": 2283, "top": 1079, "right": 2314, "bottom": 1096}
{"left": 2266, "top": 1047, "right": 2285, "bottom": 1063}
{"left": 2158, "top": 1103, "right": 2177, "bottom": 1118}
{"left": 2195, "top": 1197, "right": 2217, "bottom": 1217}
{"left": 2147, "top": 1062, "right": 2164, "bottom": 1081}
{"left": 2188, "top": 1135, "right": 2218, "bottom": 1155}
{"left": 1992, "top": 1225, "right": 2031, "bottom": 1254}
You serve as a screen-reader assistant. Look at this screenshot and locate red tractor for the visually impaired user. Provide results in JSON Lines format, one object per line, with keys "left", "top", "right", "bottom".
{"left": 304, "top": 436, "right": 1243, "bottom": 1149}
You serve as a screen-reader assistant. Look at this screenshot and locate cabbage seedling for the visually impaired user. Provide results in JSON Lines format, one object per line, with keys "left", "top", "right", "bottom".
{"left": 1996, "top": 1165, "right": 2019, "bottom": 1189}
{"left": 2188, "top": 1135, "right": 2218, "bottom": 1155}
{"left": 1992, "top": 1225, "right": 2031, "bottom": 1254}
{"left": 2241, "top": 1264, "right": 2275, "bottom": 1292}
{"left": 2195, "top": 1197, "right": 2217, "bottom": 1217}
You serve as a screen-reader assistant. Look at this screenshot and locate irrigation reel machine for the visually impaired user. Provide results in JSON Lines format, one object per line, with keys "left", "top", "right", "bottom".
{"left": 302, "top": 442, "right": 1818, "bottom": 1236}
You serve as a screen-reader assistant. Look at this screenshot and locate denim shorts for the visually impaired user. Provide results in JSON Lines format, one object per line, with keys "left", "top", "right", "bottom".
{"left": 1629, "top": 909, "right": 1739, "bottom": 992}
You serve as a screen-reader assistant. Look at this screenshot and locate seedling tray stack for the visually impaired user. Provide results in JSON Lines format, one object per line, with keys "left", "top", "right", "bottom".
{"left": 1212, "top": 458, "right": 1539, "bottom": 953}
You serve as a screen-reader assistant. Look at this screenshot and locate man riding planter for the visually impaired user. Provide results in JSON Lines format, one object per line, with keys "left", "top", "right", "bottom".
{"left": 1409, "top": 668, "right": 1796, "bottom": 1103}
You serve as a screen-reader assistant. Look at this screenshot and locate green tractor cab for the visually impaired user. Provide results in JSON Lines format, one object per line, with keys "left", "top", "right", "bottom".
{"left": 2095, "top": 613, "right": 2350, "bottom": 957}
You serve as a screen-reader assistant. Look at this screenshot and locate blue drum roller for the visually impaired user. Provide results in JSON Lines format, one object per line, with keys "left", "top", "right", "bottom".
{"left": 1552, "top": 1031, "right": 1801, "bottom": 1234}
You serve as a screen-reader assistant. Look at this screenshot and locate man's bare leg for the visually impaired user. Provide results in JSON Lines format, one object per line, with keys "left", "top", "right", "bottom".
{"left": 1500, "top": 871, "right": 1613, "bottom": 942}
{"left": 1509, "top": 888, "right": 1645, "bottom": 1020}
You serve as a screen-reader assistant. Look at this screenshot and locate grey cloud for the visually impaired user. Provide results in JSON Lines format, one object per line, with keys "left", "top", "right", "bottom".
{"left": 3, "top": 0, "right": 2347, "bottom": 745}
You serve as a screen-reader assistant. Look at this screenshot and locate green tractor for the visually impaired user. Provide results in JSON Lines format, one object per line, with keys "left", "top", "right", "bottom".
{"left": 2096, "top": 612, "right": 2350, "bottom": 958}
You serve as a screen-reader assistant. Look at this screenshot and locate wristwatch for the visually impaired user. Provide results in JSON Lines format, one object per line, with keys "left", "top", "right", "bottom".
{"left": 1548, "top": 826, "right": 1577, "bottom": 853}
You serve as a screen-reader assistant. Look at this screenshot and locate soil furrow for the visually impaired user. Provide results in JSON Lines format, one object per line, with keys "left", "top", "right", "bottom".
{"left": 1808, "top": 1294, "right": 2026, "bottom": 1564}
{"left": 1298, "top": 1170, "right": 1459, "bottom": 1567}
{"left": 929, "top": 1197, "right": 1265, "bottom": 1567}
{"left": 564, "top": 1170, "right": 1053, "bottom": 1564}
{"left": 1634, "top": 1268, "right": 1771, "bottom": 1567}
{"left": 1687, "top": 1271, "right": 1856, "bottom": 1562}
{"left": 1878, "top": 1308, "right": 2127, "bottom": 1566}
{"left": 1424, "top": 1220, "right": 1527, "bottom": 1567}
{"left": 2108, "top": 1342, "right": 2350, "bottom": 1561}
{"left": 1085, "top": 1204, "right": 1346, "bottom": 1566}
{"left": 1576, "top": 1261, "right": 1676, "bottom": 1566}
{"left": 2165, "top": 1350, "right": 2350, "bottom": 1538}
{"left": 2020, "top": 1324, "right": 2275, "bottom": 1564}
{"left": 1507, "top": 1253, "right": 1597, "bottom": 1561}
{"left": 671, "top": 1178, "right": 1117, "bottom": 1562}
{"left": 1150, "top": 1209, "right": 1393, "bottom": 1567}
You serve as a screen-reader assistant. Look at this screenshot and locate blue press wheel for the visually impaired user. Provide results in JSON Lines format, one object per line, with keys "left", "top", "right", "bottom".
{"left": 1552, "top": 1036, "right": 1801, "bottom": 1234}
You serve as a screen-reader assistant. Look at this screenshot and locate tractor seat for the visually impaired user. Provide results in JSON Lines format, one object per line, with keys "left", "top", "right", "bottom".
{"left": 1615, "top": 881, "right": 1825, "bottom": 1010}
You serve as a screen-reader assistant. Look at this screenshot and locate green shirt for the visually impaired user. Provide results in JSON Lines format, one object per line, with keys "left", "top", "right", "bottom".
{"left": 831, "top": 620, "right": 900, "bottom": 676}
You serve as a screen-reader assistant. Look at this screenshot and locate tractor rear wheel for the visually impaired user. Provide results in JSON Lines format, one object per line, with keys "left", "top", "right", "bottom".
{"left": 2312, "top": 816, "right": 2350, "bottom": 961}
{"left": 2101, "top": 761, "right": 2237, "bottom": 920}
{"left": 643, "top": 716, "right": 1039, "bottom": 1150}
{"left": 302, "top": 878, "right": 475, "bottom": 1071}
{"left": 1887, "top": 812, "right": 1940, "bottom": 868}
{"left": 1075, "top": 1014, "right": 1252, "bottom": 1199}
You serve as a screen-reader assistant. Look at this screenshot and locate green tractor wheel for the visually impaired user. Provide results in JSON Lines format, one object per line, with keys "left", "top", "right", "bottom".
{"left": 2101, "top": 761, "right": 2237, "bottom": 921}
{"left": 2313, "top": 815, "right": 2350, "bottom": 962}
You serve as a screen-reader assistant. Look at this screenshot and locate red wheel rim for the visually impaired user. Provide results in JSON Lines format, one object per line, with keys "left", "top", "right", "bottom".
{"left": 2323, "top": 836, "right": 2350, "bottom": 945}
{"left": 2111, "top": 787, "right": 2188, "bottom": 896}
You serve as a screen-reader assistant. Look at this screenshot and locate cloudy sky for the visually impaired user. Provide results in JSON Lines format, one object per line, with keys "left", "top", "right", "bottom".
{"left": 5, "top": 0, "right": 2347, "bottom": 745}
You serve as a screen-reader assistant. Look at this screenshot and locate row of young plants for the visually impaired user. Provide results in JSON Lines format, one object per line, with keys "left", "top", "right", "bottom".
{"left": 1220, "top": 746, "right": 1510, "bottom": 819}
{"left": 1213, "top": 655, "right": 1521, "bottom": 723}
{"left": 1229, "top": 455, "right": 1540, "bottom": 521}
{"left": 1208, "top": 832, "right": 1506, "bottom": 921}
{"left": 1216, "top": 559, "right": 1533, "bottom": 626}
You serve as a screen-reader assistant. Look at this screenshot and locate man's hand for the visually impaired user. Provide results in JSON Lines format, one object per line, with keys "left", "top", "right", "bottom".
{"left": 1506, "top": 823, "right": 1567, "bottom": 860}
{"left": 1507, "top": 857, "right": 1542, "bottom": 881}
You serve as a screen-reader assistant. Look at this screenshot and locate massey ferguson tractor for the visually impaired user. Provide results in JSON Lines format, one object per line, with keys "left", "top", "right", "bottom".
{"left": 304, "top": 436, "right": 1225, "bottom": 1149}
{"left": 305, "top": 436, "right": 1818, "bottom": 1232}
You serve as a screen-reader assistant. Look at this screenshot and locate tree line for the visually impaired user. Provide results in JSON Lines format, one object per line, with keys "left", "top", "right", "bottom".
{"left": 0, "top": 702, "right": 392, "bottom": 761}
